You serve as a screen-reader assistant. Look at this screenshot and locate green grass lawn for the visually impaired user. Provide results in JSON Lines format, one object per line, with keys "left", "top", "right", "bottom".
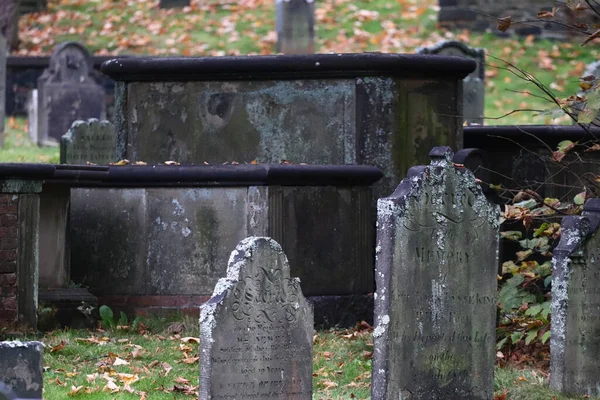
{"left": 2, "top": 315, "right": 595, "bottom": 399}
{"left": 0, "top": 118, "right": 58, "bottom": 163}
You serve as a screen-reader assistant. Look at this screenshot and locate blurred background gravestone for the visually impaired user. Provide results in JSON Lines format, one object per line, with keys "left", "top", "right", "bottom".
{"left": 417, "top": 40, "right": 485, "bottom": 126}
{"left": 37, "top": 42, "right": 105, "bottom": 147}
{"left": 0, "top": 34, "right": 5, "bottom": 148}
{"left": 276, "top": 0, "right": 315, "bottom": 54}
{"left": 60, "top": 119, "right": 117, "bottom": 165}
{"left": 26, "top": 89, "right": 38, "bottom": 144}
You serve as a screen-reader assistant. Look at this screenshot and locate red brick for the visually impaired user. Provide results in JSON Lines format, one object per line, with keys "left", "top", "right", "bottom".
{"left": 0, "top": 273, "right": 16, "bottom": 286}
{"left": 0, "top": 204, "right": 17, "bottom": 214}
{"left": 2, "top": 296, "right": 17, "bottom": 310}
{"left": 0, "top": 262, "right": 15, "bottom": 273}
{"left": 0, "top": 214, "right": 17, "bottom": 227}
{"left": 0, "top": 195, "right": 13, "bottom": 205}
{"left": 0, "top": 238, "right": 17, "bottom": 250}
{"left": 0, "top": 286, "right": 16, "bottom": 296}
{"left": 0, "top": 227, "right": 17, "bottom": 238}
{"left": 0, "top": 250, "right": 16, "bottom": 262}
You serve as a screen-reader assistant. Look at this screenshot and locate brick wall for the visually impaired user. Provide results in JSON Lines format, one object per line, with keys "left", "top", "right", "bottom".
{"left": 438, "top": 0, "right": 599, "bottom": 39}
{"left": 0, "top": 194, "right": 18, "bottom": 326}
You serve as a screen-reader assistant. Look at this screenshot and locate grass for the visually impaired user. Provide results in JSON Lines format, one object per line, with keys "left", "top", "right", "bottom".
{"left": 0, "top": 117, "right": 58, "bottom": 163}
{"left": 2, "top": 315, "right": 597, "bottom": 399}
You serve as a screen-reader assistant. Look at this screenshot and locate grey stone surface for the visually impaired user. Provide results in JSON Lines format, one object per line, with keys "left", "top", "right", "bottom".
{"left": 117, "top": 77, "right": 463, "bottom": 201}
{"left": 372, "top": 146, "right": 500, "bottom": 400}
{"left": 0, "top": 341, "right": 44, "bottom": 399}
{"left": 70, "top": 184, "right": 375, "bottom": 301}
{"left": 0, "top": 34, "right": 6, "bottom": 148}
{"left": 416, "top": 41, "right": 485, "bottom": 125}
{"left": 276, "top": 0, "right": 315, "bottom": 54}
{"left": 37, "top": 42, "right": 105, "bottom": 146}
{"left": 159, "top": 0, "right": 189, "bottom": 8}
{"left": 18, "top": 195, "right": 40, "bottom": 329}
{"left": 26, "top": 90, "right": 38, "bottom": 145}
{"left": 550, "top": 198, "right": 600, "bottom": 396}
{"left": 60, "top": 119, "right": 117, "bottom": 165}
{"left": 199, "top": 237, "right": 313, "bottom": 399}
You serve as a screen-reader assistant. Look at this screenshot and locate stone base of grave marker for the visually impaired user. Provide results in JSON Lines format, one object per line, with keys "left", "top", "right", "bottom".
{"left": 200, "top": 237, "right": 313, "bottom": 399}
{"left": 0, "top": 341, "right": 44, "bottom": 399}
{"left": 550, "top": 198, "right": 600, "bottom": 396}
{"left": 372, "top": 146, "right": 500, "bottom": 400}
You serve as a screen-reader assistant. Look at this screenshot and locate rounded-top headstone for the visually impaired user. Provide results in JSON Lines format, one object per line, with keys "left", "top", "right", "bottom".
{"left": 200, "top": 237, "right": 313, "bottom": 399}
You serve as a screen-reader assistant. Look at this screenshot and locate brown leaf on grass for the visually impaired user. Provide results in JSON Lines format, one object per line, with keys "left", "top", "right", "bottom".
{"left": 180, "top": 337, "right": 199, "bottom": 343}
{"left": 497, "top": 16, "right": 511, "bottom": 32}
{"left": 113, "top": 357, "right": 129, "bottom": 366}
{"left": 362, "top": 350, "right": 373, "bottom": 359}
{"left": 162, "top": 362, "right": 173, "bottom": 376}
{"left": 68, "top": 385, "right": 84, "bottom": 395}
{"left": 178, "top": 356, "right": 199, "bottom": 364}
{"left": 321, "top": 380, "right": 339, "bottom": 390}
{"left": 147, "top": 360, "right": 160, "bottom": 368}
{"left": 174, "top": 377, "right": 190, "bottom": 384}
{"left": 50, "top": 340, "right": 66, "bottom": 353}
{"left": 323, "top": 351, "right": 332, "bottom": 360}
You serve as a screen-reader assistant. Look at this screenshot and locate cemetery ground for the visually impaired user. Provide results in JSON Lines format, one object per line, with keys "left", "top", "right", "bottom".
{"left": 0, "top": 314, "right": 590, "bottom": 399}
{"left": 17, "top": 0, "right": 600, "bottom": 126}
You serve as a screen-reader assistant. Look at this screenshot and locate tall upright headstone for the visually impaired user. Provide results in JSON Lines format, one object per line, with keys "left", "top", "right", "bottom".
{"left": 372, "top": 146, "right": 500, "bottom": 399}
{"left": 417, "top": 41, "right": 486, "bottom": 126}
{"left": 60, "top": 119, "right": 117, "bottom": 164}
{"left": 26, "top": 90, "right": 38, "bottom": 144}
{"left": 200, "top": 237, "right": 313, "bottom": 399}
{"left": 37, "top": 42, "right": 105, "bottom": 146}
{"left": 276, "top": 0, "right": 315, "bottom": 54}
{"left": 0, "top": 341, "right": 44, "bottom": 399}
{"left": 550, "top": 198, "right": 600, "bottom": 396}
{"left": 0, "top": 34, "right": 6, "bottom": 148}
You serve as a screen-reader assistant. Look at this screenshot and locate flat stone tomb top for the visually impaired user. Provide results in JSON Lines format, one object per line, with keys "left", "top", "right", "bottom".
{"left": 200, "top": 237, "right": 313, "bottom": 399}
{"left": 372, "top": 146, "right": 500, "bottom": 400}
{"left": 100, "top": 53, "right": 476, "bottom": 81}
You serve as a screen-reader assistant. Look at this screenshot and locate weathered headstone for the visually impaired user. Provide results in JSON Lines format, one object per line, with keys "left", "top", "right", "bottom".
{"left": 37, "top": 42, "right": 105, "bottom": 146}
{"left": 276, "top": 0, "right": 315, "bottom": 54}
{"left": 26, "top": 89, "right": 38, "bottom": 144}
{"left": 416, "top": 41, "right": 485, "bottom": 125}
{"left": 200, "top": 237, "right": 313, "bottom": 399}
{"left": 550, "top": 198, "right": 600, "bottom": 396}
{"left": 0, "top": 341, "right": 44, "bottom": 399}
{"left": 159, "top": 0, "right": 189, "bottom": 8}
{"left": 372, "top": 146, "right": 500, "bottom": 399}
{"left": 60, "top": 119, "right": 117, "bottom": 165}
{"left": 0, "top": 34, "right": 6, "bottom": 148}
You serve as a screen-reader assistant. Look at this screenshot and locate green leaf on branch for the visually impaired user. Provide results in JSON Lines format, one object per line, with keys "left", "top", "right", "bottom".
{"left": 514, "top": 199, "right": 537, "bottom": 209}
{"left": 501, "top": 231, "right": 523, "bottom": 241}
{"left": 541, "top": 331, "right": 551, "bottom": 344}
{"left": 557, "top": 140, "right": 576, "bottom": 153}
{"left": 533, "top": 223, "right": 549, "bottom": 237}
{"left": 574, "top": 191, "right": 587, "bottom": 205}
{"left": 525, "top": 329, "right": 539, "bottom": 345}
{"left": 510, "top": 332, "right": 524, "bottom": 344}
{"left": 544, "top": 275, "right": 552, "bottom": 288}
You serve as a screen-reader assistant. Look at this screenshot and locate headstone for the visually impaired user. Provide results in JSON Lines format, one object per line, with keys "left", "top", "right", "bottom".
{"left": 550, "top": 198, "right": 600, "bottom": 396}
{"left": 60, "top": 119, "right": 117, "bottom": 165}
{"left": 372, "top": 146, "right": 500, "bottom": 399}
{"left": 26, "top": 89, "right": 38, "bottom": 144}
{"left": 276, "top": 0, "right": 315, "bottom": 54}
{"left": 0, "top": 34, "right": 6, "bottom": 148}
{"left": 37, "top": 42, "right": 105, "bottom": 146}
{"left": 416, "top": 40, "right": 485, "bottom": 125}
{"left": 0, "top": 341, "right": 44, "bottom": 399}
{"left": 159, "top": 0, "right": 190, "bottom": 8}
{"left": 200, "top": 237, "right": 313, "bottom": 399}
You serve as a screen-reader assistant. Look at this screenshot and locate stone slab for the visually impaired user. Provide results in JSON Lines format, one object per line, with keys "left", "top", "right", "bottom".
{"left": 60, "top": 119, "right": 117, "bottom": 165}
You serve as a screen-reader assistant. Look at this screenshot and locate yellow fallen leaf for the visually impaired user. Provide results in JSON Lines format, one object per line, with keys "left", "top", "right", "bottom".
{"left": 102, "top": 380, "right": 120, "bottom": 393}
{"left": 178, "top": 357, "right": 199, "bottom": 364}
{"left": 68, "top": 385, "right": 84, "bottom": 395}
{"left": 117, "top": 373, "right": 139, "bottom": 385}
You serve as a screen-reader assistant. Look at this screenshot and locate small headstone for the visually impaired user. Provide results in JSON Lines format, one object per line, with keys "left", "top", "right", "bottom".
{"left": 372, "top": 146, "right": 500, "bottom": 399}
{"left": 37, "top": 42, "right": 105, "bottom": 146}
{"left": 0, "top": 341, "right": 44, "bottom": 399}
{"left": 276, "top": 0, "right": 315, "bottom": 54}
{"left": 200, "top": 237, "right": 313, "bottom": 399}
{"left": 550, "top": 198, "right": 600, "bottom": 396}
{"left": 0, "top": 34, "right": 6, "bottom": 148}
{"left": 159, "top": 0, "right": 190, "bottom": 7}
{"left": 26, "top": 89, "right": 38, "bottom": 144}
{"left": 416, "top": 41, "right": 485, "bottom": 125}
{"left": 60, "top": 119, "right": 117, "bottom": 165}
